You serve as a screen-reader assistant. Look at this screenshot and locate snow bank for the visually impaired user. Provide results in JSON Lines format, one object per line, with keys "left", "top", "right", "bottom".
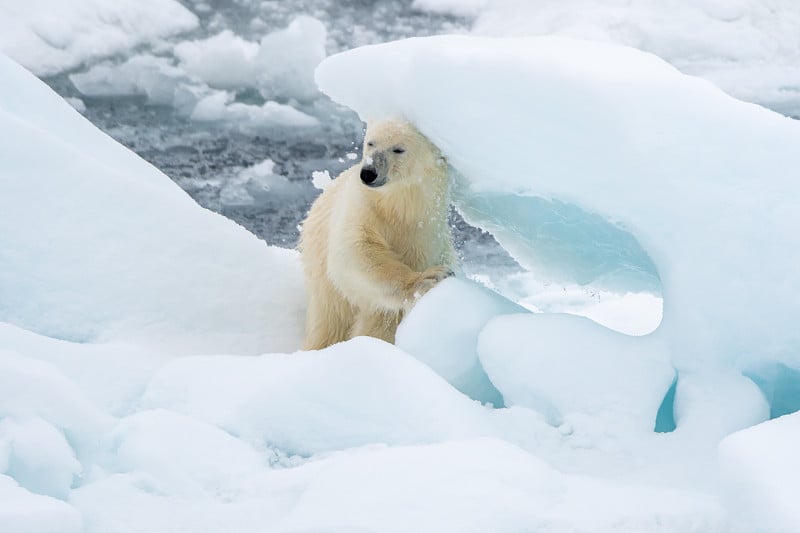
{"left": 416, "top": 0, "right": 800, "bottom": 116}
{"left": 396, "top": 277, "right": 527, "bottom": 405}
{"left": 0, "top": 53, "right": 305, "bottom": 354}
{"left": 0, "top": 417, "right": 80, "bottom": 499}
{"left": 0, "top": 323, "right": 166, "bottom": 417}
{"left": 0, "top": 475, "right": 82, "bottom": 533}
{"left": 316, "top": 35, "right": 800, "bottom": 375}
{"left": 478, "top": 313, "right": 674, "bottom": 431}
{"left": 0, "top": 0, "right": 197, "bottom": 76}
{"left": 141, "top": 337, "right": 492, "bottom": 456}
{"left": 280, "top": 438, "right": 726, "bottom": 532}
{"left": 719, "top": 413, "right": 800, "bottom": 532}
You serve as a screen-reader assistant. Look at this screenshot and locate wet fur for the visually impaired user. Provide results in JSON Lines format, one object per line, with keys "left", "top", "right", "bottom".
{"left": 299, "top": 119, "right": 454, "bottom": 349}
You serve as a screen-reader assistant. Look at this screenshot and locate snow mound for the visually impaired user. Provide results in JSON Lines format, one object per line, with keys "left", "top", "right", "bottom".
{"left": 141, "top": 337, "right": 492, "bottom": 456}
{"left": 0, "top": 0, "right": 198, "bottom": 76}
{"left": 396, "top": 277, "right": 527, "bottom": 405}
{"left": 0, "top": 475, "right": 82, "bottom": 533}
{"left": 719, "top": 413, "right": 800, "bottom": 531}
{"left": 280, "top": 438, "right": 727, "bottom": 533}
{"left": 0, "top": 53, "right": 305, "bottom": 354}
{"left": 315, "top": 35, "right": 800, "bottom": 377}
{"left": 478, "top": 313, "right": 675, "bottom": 431}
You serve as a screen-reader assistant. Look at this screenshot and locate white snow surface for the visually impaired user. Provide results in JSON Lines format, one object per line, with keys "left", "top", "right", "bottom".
{"left": 415, "top": 0, "right": 800, "bottom": 116}
{"left": 478, "top": 313, "right": 675, "bottom": 431}
{"left": 0, "top": 0, "right": 198, "bottom": 76}
{"left": 0, "top": 53, "right": 305, "bottom": 354}
{"left": 3, "top": 28, "right": 800, "bottom": 531}
{"left": 316, "top": 35, "right": 800, "bottom": 373}
{"left": 719, "top": 413, "right": 800, "bottom": 532}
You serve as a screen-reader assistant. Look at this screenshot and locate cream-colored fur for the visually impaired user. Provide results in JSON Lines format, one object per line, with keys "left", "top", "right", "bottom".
{"left": 299, "top": 119, "right": 455, "bottom": 350}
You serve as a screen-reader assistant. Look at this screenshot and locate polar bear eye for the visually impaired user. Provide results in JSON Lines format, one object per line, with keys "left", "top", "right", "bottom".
{"left": 366, "top": 141, "right": 375, "bottom": 148}
{"left": 392, "top": 147, "right": 406, "bottom": 154}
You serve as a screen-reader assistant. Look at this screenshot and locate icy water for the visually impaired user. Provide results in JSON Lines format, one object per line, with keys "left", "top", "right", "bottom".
{"left": 43, "top": 0, "right": 519, "bottom": 275}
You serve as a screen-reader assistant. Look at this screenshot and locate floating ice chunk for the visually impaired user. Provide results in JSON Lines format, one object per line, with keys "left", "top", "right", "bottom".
{"left": 478, "top": 313, "right": 674, "bottom": 431}
{"left": 63, "top": 97, "right": 85, "bottom": 113}
{"left": 396, "top": 277, "right": 527, "bottom": 405}
{"left": 174, "top": 16, "right": 326, "bottom": 101}
{"left": 174, "top": 30, "right": 260, "bottom": 90}
{"left": 0, "top": 417, "right": 80, "bottom": 500}
{"left": 255, "top": 16, "right": 327, "bottom": 101}
{"left": 0, "top": 0, "right": 198, "bottom": 76}
{"left": 311, "top": 170, "right": 333, "bottom": 191}
{"left": 0, "top": 475, "right": 82, "bottom": 533}
{"left": 70, "top": 55, "right": 200, "bottom": 110}
{"left": 191, "top": 91, "right": 319, "bottom": 130}
{"left": 412, "top": 0, "right": 489, "bottom": 17}
{"left": 719, "top": 413, "right": 800, "bottom": 532}
{"left": 0, "top": 53, "right": 306, "bottom": 354}
{"left": 220, "top": 159, "right": 294, "bottom": 207}
{"left": 141, "top": 337, "right": 491, "bottom": 456}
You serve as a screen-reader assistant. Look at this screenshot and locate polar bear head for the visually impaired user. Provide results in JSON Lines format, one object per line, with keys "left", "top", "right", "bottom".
{"left": 359, "top": 119, "right": 446, "bottom": 189}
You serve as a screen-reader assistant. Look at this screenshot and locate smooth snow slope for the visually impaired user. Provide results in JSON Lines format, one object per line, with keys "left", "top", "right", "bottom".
{"left": 0, "top": 53, "right": 305, "bottom": 354}
{"left": 315, "top": 35, "right": 800, "bottom": 372}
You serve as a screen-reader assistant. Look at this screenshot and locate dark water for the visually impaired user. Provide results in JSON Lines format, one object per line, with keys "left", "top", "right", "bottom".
{"left": 43, "top": 0, "right": 519, "bottom": 273}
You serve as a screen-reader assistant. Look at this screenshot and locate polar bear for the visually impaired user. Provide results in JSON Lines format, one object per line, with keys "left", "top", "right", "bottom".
{"left": 299, "top": 119, "right": 455, "bottom": 350}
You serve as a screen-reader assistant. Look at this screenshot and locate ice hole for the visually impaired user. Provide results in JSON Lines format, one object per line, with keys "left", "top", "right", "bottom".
{"left": 654, "top": 376, "right": 677, "bottom": 433}
{"left": 745, "top": 363, "right": 800, "bottom": 419}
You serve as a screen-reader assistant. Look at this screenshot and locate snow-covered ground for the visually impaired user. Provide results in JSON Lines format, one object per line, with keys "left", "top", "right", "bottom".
{"left": 2, "top": 1, "right": 800, "bottom": 531}
{"left": 416, "top": 0, "right": 800, "bottom": 117}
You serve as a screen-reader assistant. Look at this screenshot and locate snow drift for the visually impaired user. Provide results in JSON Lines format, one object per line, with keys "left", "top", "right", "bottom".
{"left": 0, "top": 53, "right": 305, "bottom": 354}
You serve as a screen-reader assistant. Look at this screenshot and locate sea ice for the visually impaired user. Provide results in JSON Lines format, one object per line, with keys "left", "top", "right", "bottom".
{"left": 414, "top": 0, "right": 800, "bottom": 116}
{"left": 279, "top": 438, "right": 727, "bottom": 533}
{"left": 0, "top": 52, "right": 306, "bottom": 354}
{"left": 316, "top": 35, "right": 800, "bottom": 378}
{"left": 478, "top": 313, "right": 674, "bottom": 431}
{"left": 396, "top": 277, "right": 527, "bottom": 405}
{"left": 0, "top": 0, "right": 197, "bottom": 76}
{"left": 140, "top": 337, "right": 492, "bottom": 456}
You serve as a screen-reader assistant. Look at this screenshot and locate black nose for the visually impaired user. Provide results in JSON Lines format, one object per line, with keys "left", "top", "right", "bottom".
{"left": 360, "top": 166, "right": 378, "bottom": 184}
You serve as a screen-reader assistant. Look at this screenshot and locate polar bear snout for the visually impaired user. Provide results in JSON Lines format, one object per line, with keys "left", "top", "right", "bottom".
{"left": 360, "top": 165, "right": 385, "bottom": 187}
